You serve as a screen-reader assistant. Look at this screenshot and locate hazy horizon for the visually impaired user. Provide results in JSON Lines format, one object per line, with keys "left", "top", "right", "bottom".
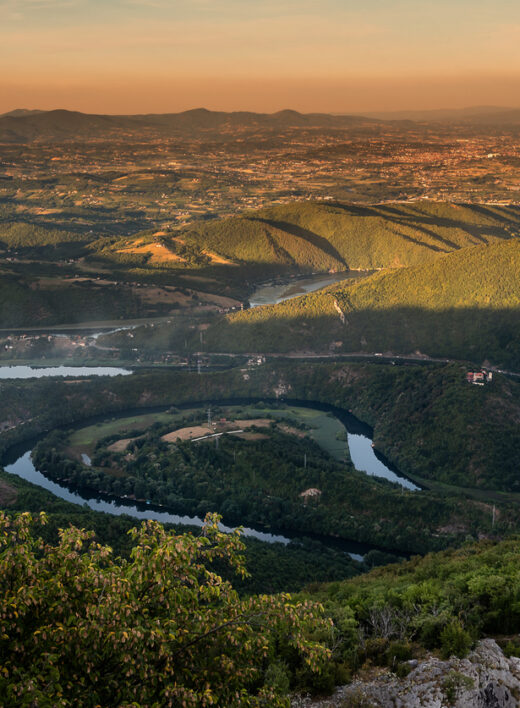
{"left": 2, "top": 0, "right": 520, "bottom": 115}
{"left": 2, "top": 101, "right": 520, "bottom": 118}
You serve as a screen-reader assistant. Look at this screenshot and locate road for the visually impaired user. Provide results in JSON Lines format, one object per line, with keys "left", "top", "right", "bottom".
{"left": 194, "top": 350, "right": 520, "bottom": 378}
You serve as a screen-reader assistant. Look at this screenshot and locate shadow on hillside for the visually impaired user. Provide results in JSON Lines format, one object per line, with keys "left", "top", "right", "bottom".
{"left": 250, "top": 217, "right": 347, "bottom": 266}
{"left": 211, "top": 305, "right": 520, "bottom": 371}
{"left": 330, "top": 202, "right": 518, "bottom": 249}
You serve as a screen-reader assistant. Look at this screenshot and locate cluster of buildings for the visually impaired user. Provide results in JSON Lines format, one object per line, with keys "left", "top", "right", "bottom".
{"left": 466, "top": 370, "right": 493, "bottom": 386}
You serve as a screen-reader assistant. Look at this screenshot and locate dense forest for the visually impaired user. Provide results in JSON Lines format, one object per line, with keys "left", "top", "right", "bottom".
{"left": 1, "top": 200, "right": 519, "bottom": 328}
{"left": 30, "top": 420, "right": 505, "bottom": 556}
{"left": 203, "top": 238, "right": 520, "bottom": 369}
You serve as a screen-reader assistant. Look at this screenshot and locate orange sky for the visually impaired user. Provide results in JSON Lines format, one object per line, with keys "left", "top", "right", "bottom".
{"left": 2, "top": 0, "right": 520, "bottom": 113}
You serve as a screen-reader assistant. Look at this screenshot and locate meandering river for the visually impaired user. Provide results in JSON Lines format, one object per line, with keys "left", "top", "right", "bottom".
{"left": 2, "top": 394, "right": 419, "bottom": 560}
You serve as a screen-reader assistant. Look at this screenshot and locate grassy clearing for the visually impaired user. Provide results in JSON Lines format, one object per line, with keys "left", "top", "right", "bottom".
{"left": 66, "top": 403, "right": 350, "bottom": 462}
{"left": 66, "top": 410, "right": 187, "bottom": 454}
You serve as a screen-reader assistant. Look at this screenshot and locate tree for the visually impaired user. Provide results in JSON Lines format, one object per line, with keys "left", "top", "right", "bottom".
{"left": 0, "top": 511, "right": 331, "bottom": 707}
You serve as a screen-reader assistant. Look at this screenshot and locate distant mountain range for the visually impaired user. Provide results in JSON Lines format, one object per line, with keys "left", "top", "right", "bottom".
{"left": 0, "top": 108, "right": 379, "bottom": 143}
{"left": 356, "top": 105, "right": 520, "bottom": 123}
{"left": 2, "top": 105, "right": 520, "bottom": 143}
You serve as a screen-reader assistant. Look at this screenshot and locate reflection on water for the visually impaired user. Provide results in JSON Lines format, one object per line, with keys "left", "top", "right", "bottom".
{"left": 4, "top": 451, "right": 290, "bottom": 545}
{"left": 347, "top": 433, "right": 420, "bottom": 491}
{"left": 2, "top": 396, "right": 420, "bottom": 558}
{"left": 0, "top": 366, "right": 131, "bottom": 379}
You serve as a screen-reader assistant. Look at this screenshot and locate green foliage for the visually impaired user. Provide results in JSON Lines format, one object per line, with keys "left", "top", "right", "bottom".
{"left": 440, "top": 621, "right": 473, "bottom": 659}
{"left": 0, "top": 222, "right": 87, "bottom": 248}
{"left": 503, "top": 640, "right": 520, "bottom": 658}
{"left": 205, "top": 238, "right": 520, "bottom": 369}
{"left": 0, "top": 273, "right": 144, "bottom": 326}
{"left": 31, "top": 419, "right": 495, "bottom": 557}
{"left": 0, "top": 511, "right": 331, "bottom": 707}
{"left": 305, "top": 537, "right": 520, "bottom": 675}
{"left": 1, "top": 361, "right": 520, "bottom": 537}
{"left": 179, "top": 200, "right": 520, "bottom": 273}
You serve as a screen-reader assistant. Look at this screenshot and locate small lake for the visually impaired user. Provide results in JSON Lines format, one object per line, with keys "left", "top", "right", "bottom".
{"left": 0, "top": 366, "right": 131, "bottom": 379}
{"left": 249, "top": 271, "right": 369, "bottom": 307}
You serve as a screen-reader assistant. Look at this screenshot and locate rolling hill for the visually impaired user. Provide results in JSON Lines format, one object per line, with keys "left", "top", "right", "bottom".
{"left": 0, "top": 108, "right": 379, "bottom": 143}
{"left": 175, "top": 200, "right": 520, "bottom": 273}
{"left": 202, "top": 238, "right": 520, "bottom": 368}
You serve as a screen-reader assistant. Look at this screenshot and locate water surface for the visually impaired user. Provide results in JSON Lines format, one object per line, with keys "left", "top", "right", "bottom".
{"left": 249, "top": 271, "right": 368, "bottom": 307}
{"left": 0, "top": 365, "right": 131, "bottom": 379}
{"left": 4, "top": 451, "right": 290, "bottom": 544}
{"left": 347, "top": 433, "right": 420, "bottom": 491}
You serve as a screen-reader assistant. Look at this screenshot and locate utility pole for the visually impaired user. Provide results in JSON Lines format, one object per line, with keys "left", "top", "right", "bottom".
{"left": 492, "top": 504, "right": 496, "bottom": 528}
{"left": 304, "top": 453, "right": 307, "bottom": 469}
{"left": 197, "top": 359, "right": 201, "bottom": 375}
{"left": 207, "top": 406, "right": 212, "bottom": 427}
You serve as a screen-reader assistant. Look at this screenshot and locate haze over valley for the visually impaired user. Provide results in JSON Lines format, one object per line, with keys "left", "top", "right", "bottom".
{"left": 2, "top": 0, "right": 520, "bottom": 703}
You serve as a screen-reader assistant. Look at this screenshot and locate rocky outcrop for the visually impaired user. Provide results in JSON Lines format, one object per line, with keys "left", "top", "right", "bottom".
{"left": 293, "top": 639, "right": 520, "bottom": 707}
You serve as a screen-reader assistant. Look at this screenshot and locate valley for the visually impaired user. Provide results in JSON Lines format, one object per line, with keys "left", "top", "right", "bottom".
{"left": 1, "top": 107, "right": 519, "bottom": 706}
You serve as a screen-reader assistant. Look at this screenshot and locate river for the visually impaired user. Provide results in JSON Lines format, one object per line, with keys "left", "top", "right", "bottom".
{"left": 248, "top": 270, "right": 370, "bottom": 307}
{"left": 2, "top": 397, "right": 419, "bottom": 560}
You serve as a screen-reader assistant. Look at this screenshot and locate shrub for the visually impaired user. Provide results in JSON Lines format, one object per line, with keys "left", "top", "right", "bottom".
{"left": 440, "top": 621, "right": 472, "bottom": 659}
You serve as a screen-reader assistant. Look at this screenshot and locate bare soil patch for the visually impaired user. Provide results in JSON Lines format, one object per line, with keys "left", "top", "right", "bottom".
{"left": 279, "top": 423, "right": 304, "bottom": 437}
{"left": 117, "top": 241, "right": 185, "bottom": 265}
{"left": 233, "top": 418, "right": 272, "bottom": 429}
{"left": 162, "top": 425, "right": 213, "bottom": 442}
{"left": 234, "top": 432, "right": 268, "bottom": 441}
{"left": 107, "top": 437, "right": 137, "bottom": 453}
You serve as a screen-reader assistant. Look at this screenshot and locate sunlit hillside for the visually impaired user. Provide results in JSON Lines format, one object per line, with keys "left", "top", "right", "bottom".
{"left": 203, "top": 238, "right": 520, "bottom": 368}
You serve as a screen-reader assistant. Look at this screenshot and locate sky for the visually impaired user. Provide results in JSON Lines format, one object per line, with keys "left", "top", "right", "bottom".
{"left": 1, "top": 0, "right": 520, "bottom": 114}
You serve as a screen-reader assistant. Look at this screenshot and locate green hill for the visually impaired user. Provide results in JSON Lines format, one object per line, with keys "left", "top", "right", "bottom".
{"left": 177, "top": 200, "right": 520, "bottom": 272}
{"left": 203, "top": 239, "right": 520, "bottom": 368}
{"left": 300, "top": 534, "right": 520, "bottom": 690}
{"left": 93, "top": 201, "right": 520, "bottom": 280}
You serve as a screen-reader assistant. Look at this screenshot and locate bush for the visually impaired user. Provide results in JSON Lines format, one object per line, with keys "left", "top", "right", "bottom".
{"left": 440, "top": 620, "right": 472, "bottom": 659}
{"left": 0, "top": 511, "right": 332, "bottom": 707}
{"left": 385, "top": 640, "right": 412, "bottom": 668}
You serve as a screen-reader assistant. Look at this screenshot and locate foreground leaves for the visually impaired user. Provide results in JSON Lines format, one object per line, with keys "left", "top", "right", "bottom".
{"left": 0, "top": 511, "right": 330, "bottom": 707}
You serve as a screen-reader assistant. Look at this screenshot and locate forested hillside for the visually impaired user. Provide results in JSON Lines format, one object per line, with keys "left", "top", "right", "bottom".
{"left": 204, "top": 239, "right": 520, "bottom": 368}
{"left": 177, "top": 200, "right": 520, "bottom": 272}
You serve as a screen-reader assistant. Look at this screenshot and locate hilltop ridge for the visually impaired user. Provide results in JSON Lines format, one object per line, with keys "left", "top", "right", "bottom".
{"left": 0, "top": 108, "right": 379, "bottom": 143}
